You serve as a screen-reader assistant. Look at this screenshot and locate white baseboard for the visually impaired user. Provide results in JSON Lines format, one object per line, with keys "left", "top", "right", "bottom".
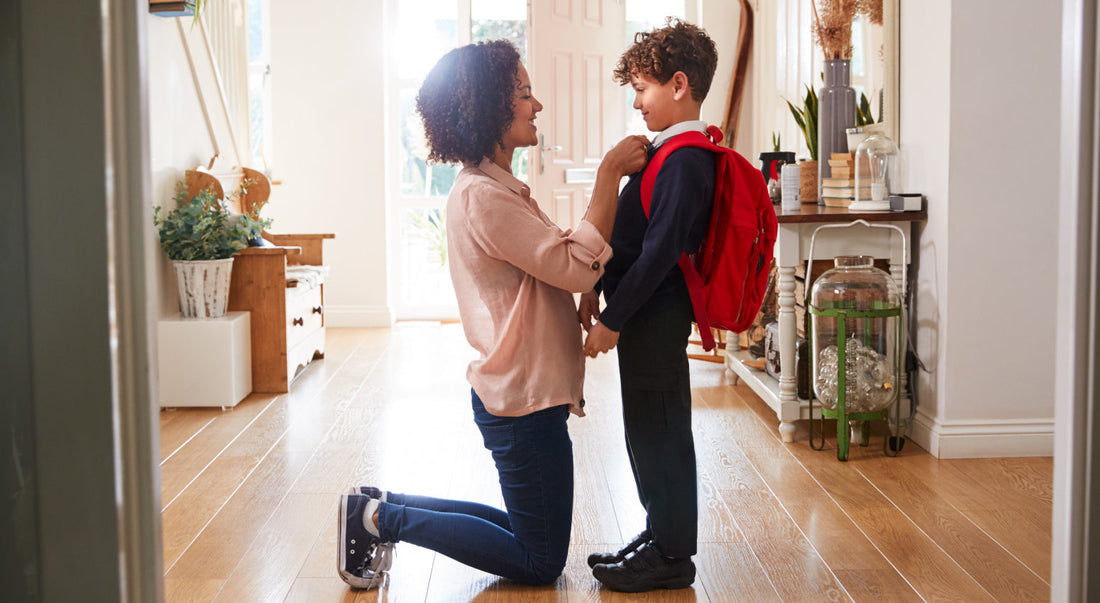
{"left": 323, "top": 305, "right": 392, "bottom": 327}
{"left": 910, "top": 409, "right": 1054, "bottom": 458}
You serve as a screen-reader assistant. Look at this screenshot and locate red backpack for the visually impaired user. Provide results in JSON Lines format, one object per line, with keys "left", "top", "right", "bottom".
{"left": 641, "top": 125, "right": 778, "bottom": 351}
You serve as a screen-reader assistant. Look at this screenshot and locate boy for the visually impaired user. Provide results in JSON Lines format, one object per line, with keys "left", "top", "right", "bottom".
{"left": 580, "top": 18, "right": 719, "bottom": 593}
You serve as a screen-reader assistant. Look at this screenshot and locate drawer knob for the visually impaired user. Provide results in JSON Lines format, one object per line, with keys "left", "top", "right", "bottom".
{"left": 293, "top": 317, "right": 304, "bottom": 327}
{"left": 312, "top": 306, "right": 323, "bottom": 315}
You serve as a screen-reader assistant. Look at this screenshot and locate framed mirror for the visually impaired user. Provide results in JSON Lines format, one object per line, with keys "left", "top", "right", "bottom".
{"left": 850, "top": 0, "right": 899, "bottom": 143}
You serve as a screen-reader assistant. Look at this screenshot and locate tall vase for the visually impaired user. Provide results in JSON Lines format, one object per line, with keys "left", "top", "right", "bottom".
{"left": 817, "top": 59, "right": 856, "bottom": 204}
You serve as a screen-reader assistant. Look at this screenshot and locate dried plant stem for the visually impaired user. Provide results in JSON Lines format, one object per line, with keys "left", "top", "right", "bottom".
{"left": 812, "top": 0, "right": 857, "bottom": 60}
{"left": 811, "top": 0, "right": 825, "bottom": 49}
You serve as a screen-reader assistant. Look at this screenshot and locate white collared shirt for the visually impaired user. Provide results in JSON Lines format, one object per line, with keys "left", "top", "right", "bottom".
{"left": 651, "top": 120, "right": 709, "bottom": 149}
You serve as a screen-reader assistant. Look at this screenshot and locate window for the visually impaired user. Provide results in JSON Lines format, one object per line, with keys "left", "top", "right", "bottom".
{"left": 387, "top": 0, "right": 528, "bottom": 320}
{"left": 247, "top": 0, "right": 273, "bottom": 172}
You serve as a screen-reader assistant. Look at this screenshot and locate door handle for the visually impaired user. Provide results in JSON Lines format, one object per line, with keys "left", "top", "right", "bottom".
{"left": 539, "top": 134, "right": 563, "bottom": 174}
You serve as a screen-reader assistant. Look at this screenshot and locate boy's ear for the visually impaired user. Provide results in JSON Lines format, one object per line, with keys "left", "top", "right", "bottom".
{"left": 671, "top": 71, "right": 691, "bottom": 101}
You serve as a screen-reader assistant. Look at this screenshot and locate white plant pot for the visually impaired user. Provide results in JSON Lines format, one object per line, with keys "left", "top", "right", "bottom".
{"left": 173, "top": 258, "right": 235, "bottom": 318}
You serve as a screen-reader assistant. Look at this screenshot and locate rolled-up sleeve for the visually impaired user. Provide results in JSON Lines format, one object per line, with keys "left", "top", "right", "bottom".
{"left": 464, "top": 182, "right": 612, "bottom": 293}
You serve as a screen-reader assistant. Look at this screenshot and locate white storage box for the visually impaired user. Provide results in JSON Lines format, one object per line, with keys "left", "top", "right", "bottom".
{"left": 158, "top": 311, "right": 251, "bottom": 408}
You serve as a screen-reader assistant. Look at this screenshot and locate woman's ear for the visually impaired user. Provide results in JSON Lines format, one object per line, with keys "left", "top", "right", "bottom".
{"left": 671, "top": 71, "right": 691, "bottom": 101}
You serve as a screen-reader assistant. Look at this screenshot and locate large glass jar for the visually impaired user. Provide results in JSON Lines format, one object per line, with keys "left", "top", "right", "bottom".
{"left": 810, "top": 256, "right": 901, "bottom": 413}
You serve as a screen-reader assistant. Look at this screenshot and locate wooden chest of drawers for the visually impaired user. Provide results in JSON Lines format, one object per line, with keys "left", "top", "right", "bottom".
{"left": 228, "top": 233, "right": 334, "bottom": 393}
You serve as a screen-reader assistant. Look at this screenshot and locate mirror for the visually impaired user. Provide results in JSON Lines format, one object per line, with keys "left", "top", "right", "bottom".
{"left": 850, "top": 0, "right": 899, "bottom": 143}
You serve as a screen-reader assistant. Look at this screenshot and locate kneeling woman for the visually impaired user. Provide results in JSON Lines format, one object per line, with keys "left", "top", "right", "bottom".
{"left": 337, "top": 39, "right": 649, "bottom": 588}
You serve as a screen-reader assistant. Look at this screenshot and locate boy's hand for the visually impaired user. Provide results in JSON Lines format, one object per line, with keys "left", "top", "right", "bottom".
{"left": 584, "top": 321, "right": 620, "bottom": 357}
{"left": 600, "top": 134, "right": 650, "bottom": 177}
{"left": 578, "top": 290, "right": 600, "bottom": 331}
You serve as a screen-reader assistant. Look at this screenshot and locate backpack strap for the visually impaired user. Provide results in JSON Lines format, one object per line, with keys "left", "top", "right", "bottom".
{"left": 638, "top": 125, "right": 724, "bottom": 351}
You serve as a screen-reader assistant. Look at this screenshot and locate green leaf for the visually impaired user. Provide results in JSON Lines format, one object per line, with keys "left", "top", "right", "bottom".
{"left": 153, "top": 178, "right": 273, "bottom": 261}
{"left": 786, "top": 99, "right": 806, "bottom": 132}
{"left": 856, "top": 92, "right": 874, "bottom": 126}
{"left": 784, "top": 83, "right": 820, "bottom": 161}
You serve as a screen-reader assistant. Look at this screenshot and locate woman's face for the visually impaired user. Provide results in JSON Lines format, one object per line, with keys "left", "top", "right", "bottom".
{"left": 500, "top": 63, "right": 543, "bottom": 151}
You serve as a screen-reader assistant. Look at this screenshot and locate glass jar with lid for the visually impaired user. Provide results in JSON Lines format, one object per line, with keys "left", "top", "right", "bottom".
{"left": 809, "top": 255, "right": 902, "bottom": 459}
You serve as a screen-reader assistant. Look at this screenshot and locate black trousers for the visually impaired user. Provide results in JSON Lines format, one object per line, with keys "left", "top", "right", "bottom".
{"left": 615, "top": 287, "right": 697, "bottom": 559}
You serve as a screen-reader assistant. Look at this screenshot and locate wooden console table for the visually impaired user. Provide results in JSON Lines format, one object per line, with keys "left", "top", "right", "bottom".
{"left": 725, "top": 205, "right": 927, "bottom": 442}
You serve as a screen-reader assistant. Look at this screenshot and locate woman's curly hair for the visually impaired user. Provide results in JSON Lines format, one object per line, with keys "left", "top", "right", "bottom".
{"left": 613, "top": 18, "right": 718, "bottom": 102}
{"left": 416, "top": 40, "right": 521, "bottom": 165}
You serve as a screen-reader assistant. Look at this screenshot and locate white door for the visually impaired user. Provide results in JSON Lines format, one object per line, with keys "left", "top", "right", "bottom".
{"left": 528, "top": 0, "right": 626, "bottom": 228}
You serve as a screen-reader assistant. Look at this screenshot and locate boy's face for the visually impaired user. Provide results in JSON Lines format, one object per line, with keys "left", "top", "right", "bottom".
{"left": 630, "top": 73, "right": 680, "bottom": 132}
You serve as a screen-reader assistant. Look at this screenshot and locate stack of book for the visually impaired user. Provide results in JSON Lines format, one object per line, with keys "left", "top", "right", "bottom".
{"left": 149, "top": 0, "right": 196, "bottom": 16}
{"left": 820, "top": 152, "right": 869, "bottom": 207}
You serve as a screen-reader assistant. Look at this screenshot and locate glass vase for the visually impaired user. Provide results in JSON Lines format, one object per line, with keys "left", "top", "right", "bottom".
{"left": 817, "top": 59, "right": 856, "bottom": 204}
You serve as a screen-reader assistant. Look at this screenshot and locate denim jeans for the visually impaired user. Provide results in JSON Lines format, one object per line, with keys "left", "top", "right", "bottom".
{"left": 375, "top": 390, "right": 574, "bottom": 585}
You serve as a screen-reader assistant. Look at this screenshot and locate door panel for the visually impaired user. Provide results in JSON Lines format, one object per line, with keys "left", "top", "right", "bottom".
{"left": 529, "top": 0, "right": 624, "bottom": 228}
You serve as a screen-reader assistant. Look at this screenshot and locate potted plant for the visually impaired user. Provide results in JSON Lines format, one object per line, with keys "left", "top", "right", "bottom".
{"left": 154, "top": 179, "right": 270, "bottom": 318}
{"left": 787, "top": 84, "right": 819, "bottom": 204}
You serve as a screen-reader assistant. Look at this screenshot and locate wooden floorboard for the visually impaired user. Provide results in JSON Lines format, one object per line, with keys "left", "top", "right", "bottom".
{"left": 159, "top": 324, "right": 1052, "bottom": 602}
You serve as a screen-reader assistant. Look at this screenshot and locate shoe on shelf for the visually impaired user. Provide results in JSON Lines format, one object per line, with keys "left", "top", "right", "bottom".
{"left": 591, "top": 541, "right": 695, "bottom": 593}
{"left": 586, "top": 529, "right": 651, "bottom": 568}
{"left": 347, "top": 486, "right": 387, "bottom": 501}
{"left": 337, "top": 493, "right": 395, "bottom": 589}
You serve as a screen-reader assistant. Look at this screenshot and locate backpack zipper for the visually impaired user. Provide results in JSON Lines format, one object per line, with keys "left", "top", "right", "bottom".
{"left": 732, "top": 230, "right": 764, "bottom": 325}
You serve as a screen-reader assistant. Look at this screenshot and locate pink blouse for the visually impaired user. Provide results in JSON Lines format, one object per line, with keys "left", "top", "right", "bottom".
{"left": 447, "top": 158, "right": 612, "bottom": 417}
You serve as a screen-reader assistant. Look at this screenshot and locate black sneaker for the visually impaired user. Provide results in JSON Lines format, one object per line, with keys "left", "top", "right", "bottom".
{"left": 592, "top": 541, "right": 695, "bottom": 592}
{"left": 348, "top": 486, "right": 387, "bottom": 501}
{"left": 586, "top": 529, "right": 651, "bottom": 568}
{"left": 337, "top": 493, "right": 393, "bottom": 589}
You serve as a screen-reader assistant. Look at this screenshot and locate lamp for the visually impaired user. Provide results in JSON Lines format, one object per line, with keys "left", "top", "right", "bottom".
{"left": 850, "top": 133, "right": 898, "bottom": 211}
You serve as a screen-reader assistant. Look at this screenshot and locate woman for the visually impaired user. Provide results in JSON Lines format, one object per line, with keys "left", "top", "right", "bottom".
{"left": 337, "top": 39, "right": 648, "bottom": 589}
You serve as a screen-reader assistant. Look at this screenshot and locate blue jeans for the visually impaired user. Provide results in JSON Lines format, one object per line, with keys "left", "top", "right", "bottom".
{"left": 375, "top": 390, "right": 574, "bottom": 585}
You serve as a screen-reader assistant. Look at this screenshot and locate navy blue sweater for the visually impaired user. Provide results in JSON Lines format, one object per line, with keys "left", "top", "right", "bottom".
{"left": 598, "top": 146, "right": 716, "bottom": 332}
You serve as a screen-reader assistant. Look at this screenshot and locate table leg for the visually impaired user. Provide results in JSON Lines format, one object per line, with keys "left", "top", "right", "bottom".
{"left": 890, "top": 260, "right": 912, "bottom": 434}
{"left": 778, "top": 263, "right": 798, "bottom": 443}
{"left": 726, "top": 331, "right": 741, "bottom": 385}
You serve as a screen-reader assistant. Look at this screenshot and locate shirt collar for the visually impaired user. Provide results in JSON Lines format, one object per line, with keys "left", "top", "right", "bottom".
{"left": 651, "top": 120, "right": 709, "bottom": 149}
{"left": 477, "top": 157, "right": 531, "bottom": 199}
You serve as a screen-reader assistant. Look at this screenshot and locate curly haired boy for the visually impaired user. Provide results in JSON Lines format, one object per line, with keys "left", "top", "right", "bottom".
{"left": 581, "top": 18, "right": 719, "bottom": 593}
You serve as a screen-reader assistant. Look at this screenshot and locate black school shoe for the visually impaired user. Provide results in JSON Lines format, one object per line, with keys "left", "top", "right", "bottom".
{"left": 592, "top": 541, "right": 695, "bottom": 592}
{"left": 586, "top": 529, "right": 651, "bottom": 568}
{"left": 337, "top": 493, "right": 394, "bottom": 589}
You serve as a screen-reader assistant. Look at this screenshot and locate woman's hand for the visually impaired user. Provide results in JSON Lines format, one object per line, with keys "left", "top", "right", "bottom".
{"left": 599, "top": 134, "right": 650, "bottom": 178}
{"left": 585, "top": 135, "right": 650, "bottom": 241}
{"left": 578, "top": 290, "right": 601, "bottom": 332}
{"left": 583, "top": 321, "right": 620, "bottom": 358}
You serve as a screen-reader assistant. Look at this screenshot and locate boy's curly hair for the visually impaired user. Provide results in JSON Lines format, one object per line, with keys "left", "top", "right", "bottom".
{"left": 416, "top": 40, "right": 521, "bottom": 165}
{"left": 613, "top": 18, "right": 718, "bottom": 102}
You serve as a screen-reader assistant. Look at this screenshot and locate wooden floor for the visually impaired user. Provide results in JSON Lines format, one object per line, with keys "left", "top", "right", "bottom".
{"left": 160, "top": 324, "right": 1052, "bottom": 602}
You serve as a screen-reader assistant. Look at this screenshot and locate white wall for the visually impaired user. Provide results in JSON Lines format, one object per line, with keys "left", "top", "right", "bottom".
{"left": 692, "top": 0, "right": 754, "bottom": 158}
{"left": 146, "top": 15, "right": 221, "bottom": 318}
{"left": 902, "top": 0, "right": 1059, "bottom": 457}
{"left": 268, "top": 0, "right": 390, "bottom": 326}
